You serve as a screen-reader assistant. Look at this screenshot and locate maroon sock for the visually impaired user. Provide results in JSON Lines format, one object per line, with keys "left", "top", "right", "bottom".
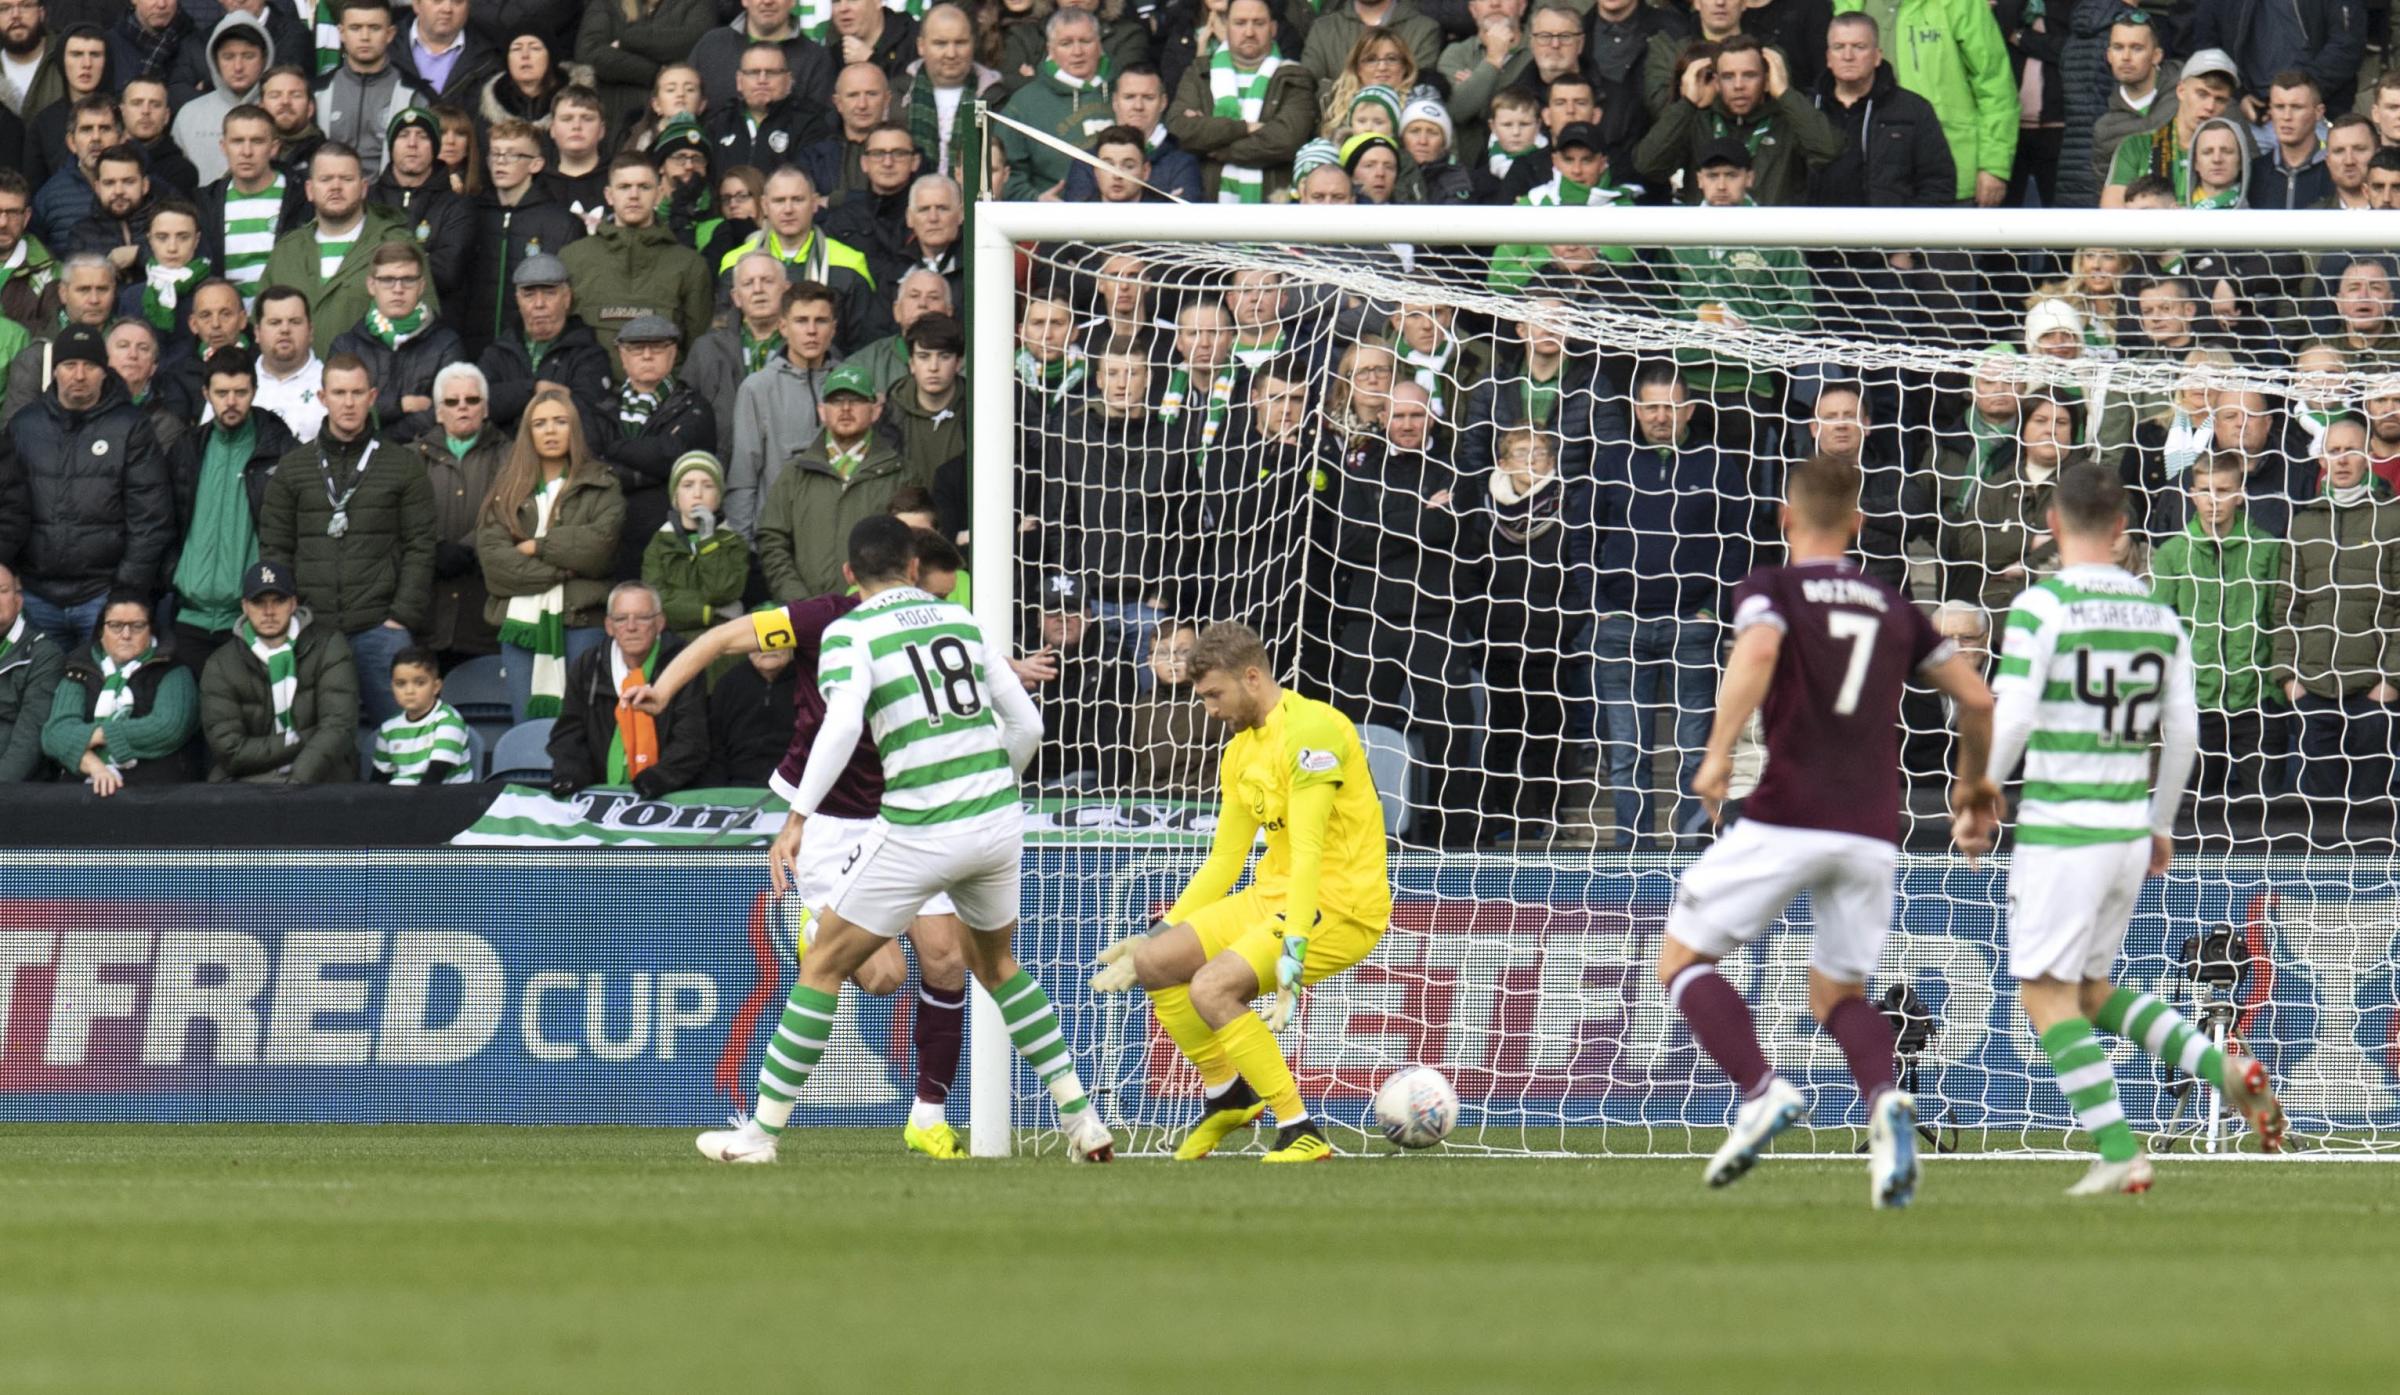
{"left": 1668, "top": 966, "right": 1774, "bottom": 1097}
{"left": 913, "top": 984, "right": 965, "bottom": 1105}
{"left": 1822, "top": 996, "right": 1897, "bottom": 1109}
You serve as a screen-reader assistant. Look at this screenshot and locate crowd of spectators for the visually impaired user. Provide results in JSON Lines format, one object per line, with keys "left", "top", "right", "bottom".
{"left": 0, "top": 0, "right": 2392, "bottom": 849}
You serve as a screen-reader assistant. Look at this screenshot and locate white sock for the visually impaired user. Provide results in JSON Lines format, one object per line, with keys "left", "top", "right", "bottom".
{"left": 909, "top": 1098, "right": 947, "bottom": 1131}
{"left": 1275, "top": 1108, "right": 1310, "bottom": 1129}
{"left": 755, "top": 1095, "right": 795, "bottom": 1132}
{"left": 1204, "top": 1077, "right": 1236, "bottom": 1101}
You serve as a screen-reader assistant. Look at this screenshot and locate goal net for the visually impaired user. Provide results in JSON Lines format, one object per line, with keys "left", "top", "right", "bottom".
{"left": 967, "top": 202, "right": 2400, "bottom": 1159}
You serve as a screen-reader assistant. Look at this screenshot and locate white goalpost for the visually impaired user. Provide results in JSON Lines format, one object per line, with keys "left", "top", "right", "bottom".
{"left": 964, "top": 201, "right": 2400, "bottom": 1159}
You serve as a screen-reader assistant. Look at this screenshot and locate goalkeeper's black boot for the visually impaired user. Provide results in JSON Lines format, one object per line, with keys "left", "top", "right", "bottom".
{"left": 1261, "top": 1118, "right": 1334, "bottom": 1164}
{"left": 1172, "top": 1079, "right": 1265, "bottom": 1161}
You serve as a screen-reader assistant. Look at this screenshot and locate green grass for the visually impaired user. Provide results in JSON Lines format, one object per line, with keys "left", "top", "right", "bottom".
{"left": 3, "top": 1127, "right": 2396, "bottom": 1394}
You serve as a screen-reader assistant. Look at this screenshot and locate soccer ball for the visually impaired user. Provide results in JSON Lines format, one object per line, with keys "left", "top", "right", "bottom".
{"left": 1374, "top": 1066, "right": 1458, "bottom": 1149}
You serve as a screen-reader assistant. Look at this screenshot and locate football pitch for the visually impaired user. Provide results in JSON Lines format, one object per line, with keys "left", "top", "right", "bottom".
{"left": 3, "top": 1126, "right": 2393, "bottom": 1394}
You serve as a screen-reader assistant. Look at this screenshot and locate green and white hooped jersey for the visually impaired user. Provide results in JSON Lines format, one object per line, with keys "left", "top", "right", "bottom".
{"left": 816, "top": 587, "right": 1017, "bottom": 827}
{"left": 1994, "top": 564, "right": 2196, "bottom": 845}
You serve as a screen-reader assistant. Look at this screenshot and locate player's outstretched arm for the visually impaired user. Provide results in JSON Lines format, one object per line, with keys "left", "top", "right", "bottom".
{"left": 624, "top": 612, "right": 763, "bottom": 713}
{"left": 787, "top": 669, "right": 870, "bottom": 819}
{"left": 1692, "top": 624, "right": 1780, "bottom": 820}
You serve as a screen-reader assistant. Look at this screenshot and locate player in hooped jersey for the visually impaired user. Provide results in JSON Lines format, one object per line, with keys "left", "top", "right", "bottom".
{"left": 633, "top": 518, "right": 1114, "bottom": 1164}
{"left": 1659, "top": 454, "right": 2001, "bottom": 1209}
{"left": 629, "top": 531, "right": 983, "bottom": 1160}
{"left": 1965, "top": 464, "right": 2285, "bottom": 1196}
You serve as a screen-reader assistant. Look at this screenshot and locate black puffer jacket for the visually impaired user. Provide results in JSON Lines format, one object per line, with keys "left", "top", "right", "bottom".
{"left": 1808, "top": 63, "right": 1957, "bottom": 209}
{"left": 199, "top": 611, "right": 359, "bottom": 782}
{"left": 1, "top": 373, "right": 173, "bottom": 605}
{"left": 328, "top": 318, "right": 468, "bottom": 441}
{"left": 476, "top": 316, "right": 615, "bottom": 433}
{"left": 256, "top": 428, "right": 438, "bottom": 634}
{"left": 591, "top": 379, "right": 719, "bottom": 582}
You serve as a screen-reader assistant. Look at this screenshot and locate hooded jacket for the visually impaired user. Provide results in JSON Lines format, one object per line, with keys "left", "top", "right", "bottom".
{"left": 173, "top": 13, "right": 275, "bottom": 189}
{"left": 22, "top": 24, "right": 118, "bottom": 194}
{"left": 2089, "top": 59, "right": 2179, "bottom": 196}
{"left": 2152, "top": 509, "right": 2283, "bottom": 713}
{"left": 756, "top": 431, "right": 930, "bottom": 601}
{"left": 260, "top": 203, "right": 431, "bottom": 357}
{"left": 412, "top": 426, "right": 507, "bottom": 655}
{"left": 1634, "top": 87, "right": 1847, "bottom": 207}
{"left": 198, "top": 610, "right": 359, "bottom": 782}
{"left": 886, "top": 376, "right": 964, "bottom": 490}
{"left": 643, "top": 509, "right": 749, "bottom": 640}
{"left": 256, "top": 424, "right": 438, "bottom": 635}
{"left": 723, "top": 353, "right": 834, "bottom": 541}
{"left": 168, "top": 4, "right": 307, "bottom": 110}
{"left": 5, "top": 372, "right": 174, "bottom": 605}
{"left": 474, "top": 314, "right": 614, "bottom": 434}
{"left": 0, "top": 231, "right": 57, "bottom": 329}
{"left": 557, "top": 219, "right": 715, "bottom": 356}
{"left": 0, "top": 623, "right": 65, "bottom": 781}
{"left": 459, "top": 177, "right": 587, "bottom": 358}
{"left": 315, "top": 58, "right": 433, "bottom": 178}
{"left": 1808, "top": 61, "right": 1957, "bottom": 207}
{"left": 476, "top": 466, "right": 626, "bottom": 632}
{"left": 1832, "top": 0, "right": 2020, "bottom": 200}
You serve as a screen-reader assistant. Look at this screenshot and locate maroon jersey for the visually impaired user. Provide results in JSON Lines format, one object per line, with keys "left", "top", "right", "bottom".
{"left": 763, "top": 593, "right": 883, "bottom": 820}
{"left": 1731, "top": 559, "right": 1951, "bottom": 845}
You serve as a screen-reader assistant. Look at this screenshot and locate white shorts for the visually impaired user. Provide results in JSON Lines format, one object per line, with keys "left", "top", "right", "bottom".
{"left": 1667, "top": 818, "right": 1899, "bottom": 982}
{"left": 2007, "top": 839, "right": 2150, "bottom": 982}
{"left": 823, "top": 808, "right": 1022, "bottom": 937}
{"left": 797, "top": 815, "right": 955, "bottom": 922}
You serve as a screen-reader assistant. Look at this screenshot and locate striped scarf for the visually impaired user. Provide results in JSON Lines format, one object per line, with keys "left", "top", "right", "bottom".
{"left": 1209, "top": 49, "right": 1282, "bottom": 203}
{"left": 242, "top": 618, "right": 303, "bottom": 747}
{"left": 94, "top": 644, "right": 154, "bottom": 722}
{"left": 497, "top": 477, "right": 570, "bottom": 718}
{"left": 1040, "top": 55, "right": 1113, "bottom": 97}
{"left": 312, "top": 0, "right": 340, "bottom": 74}
{"left": 0, "top": 612, "right": 20, "bottom": 663}
{"left": 741, "top": 322, "right": 783, "bottom": 374}
{"left": 795, "top": 0, "right": 833, "bottom": 42}
{"left": 620, "top": 378, "right": 670, "bottom": 430}
{"left": 1016, "top": 346, "right": 1087, "bottom": 399}
{"left": 142, "top": 258, "right": 210, "bottom": 332}
{"left": 1396, "top": 337, "right": 1453, "bottom": 418}
{"left": 1157, "top": 366, "right": 1234, "bottom": 447}
{"left": 905, "top": 72, "right": 968, "bottom": 177}
{"left": 366, "top": 302, "right": 428, "bottom": 348}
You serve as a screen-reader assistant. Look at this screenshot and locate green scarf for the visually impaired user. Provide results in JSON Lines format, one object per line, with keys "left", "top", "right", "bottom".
{"left": 826, "top": 439, "right": 866, "bottom": 480}
{"left": 142, "top": 257, "right": 211, "bottom": 332}
{"left": 1207, "top": 47, "right": 1283, "bottom": 203}
{"left": 93, "top": 643, "right": 156, "bottom": 722}
{"left": 171, "top": 420, "right": 261, "bottom": 633}
{"left": 312, "top": 0, "right": 339, "bottom": 73}
{"left": 620, "top": 377, "right": 670, "bottom": 430}
{"left": 527, "top": 335, "right": 554, "bottom": 370}
{"left": 1158, "top": 366, "right": 1235, "bottom": 448}
{"left": 1394, "top": 334, "right": 1454, "bottom": 418}
{"left": 496, "top": 477, "right": 569, "bottom": 718}
{"left": 741, "top": 321, "right": 783, "bottom": 374}
{"left": 905, "top": 70, "right": 969, "bottom": 177}
{"left": 241, "top": 617, "right": 303, "bottom": 747}
{"left": 0, "top": 613, "right": 20, "bottom": 664}
{"left": 446, "top": 433, "right": 479, "bottom": 459}
{"left": 367, "top": 302, "right": 429, "bottom": 348}
{"left": 1523, "top": 365, "right": 1560, "bottom": 429}
{"left": 1041, "top": 54, "right": 1114, "bottom": 97}
{"left": 1016, "top": 346, "right": 1087, "bottom": 397}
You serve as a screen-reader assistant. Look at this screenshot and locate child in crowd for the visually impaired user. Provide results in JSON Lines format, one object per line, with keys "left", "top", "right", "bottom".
{"left": 2149, "top": 453, "right": 2282, "bottom": 797}
{"left": 118, "top": 200, "right": 208, "bottom": 350}
{"left": 373, "top": 648, "right": 475, "bottom": 785}
{"left": 1485, "top": 88, "right": 1545, "bottom": 179}
{"left": 643, "top": 452, "right": 749, "bottom": 643}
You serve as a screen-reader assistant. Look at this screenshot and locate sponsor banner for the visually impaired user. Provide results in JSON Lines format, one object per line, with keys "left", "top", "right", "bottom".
{"left": 3, "top": 853, "right": 2396, "bottom": 1133}
{"left": 451, "top": 788, "right": 1216, "bottom": 848}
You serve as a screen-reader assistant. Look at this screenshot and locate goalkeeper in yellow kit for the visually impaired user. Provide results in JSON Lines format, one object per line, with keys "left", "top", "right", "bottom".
{"left": 1088, "top": 622, "right": 1392, "bottom": 1162}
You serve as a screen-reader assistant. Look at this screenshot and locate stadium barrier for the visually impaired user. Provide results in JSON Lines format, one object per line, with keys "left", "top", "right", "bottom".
{"left": 5, "top": 850, "right": 2394, "bottom": 1151}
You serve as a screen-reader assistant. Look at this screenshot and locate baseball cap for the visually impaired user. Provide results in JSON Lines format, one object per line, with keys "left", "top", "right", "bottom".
{"left": 2181, "top": 48, "right": 2241, "bottom": 86}
{"left": 512, "top": 253, "right": 570, "bottom": 289}
{"left": 1696, "top": 137, "right": 1753, "bottom": 171}
{"left": 242, "top": 560, "right": 296, "bottom": 601}
{"left": 822, "top": 360, "right": 878, "bottom": 401}
{"left": 52, "top": 323, "right": 106, "bottom": 367}
{"left": 616, "top": 314, "right": 680, "bottom": 345}
{"left": 1041, "top": 573, "right": 1088, "bottom": 612}
{"left": 1553, "top": 122, "right": 1602, "bottom": 156}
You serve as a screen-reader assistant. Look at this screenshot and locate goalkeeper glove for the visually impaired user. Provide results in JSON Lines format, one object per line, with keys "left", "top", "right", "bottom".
{"left": 1262, "top": 928, "right": 1309, "bottom": 1032}
{"left": 1088, "top": 920, "right": 1163, "bottom": 993}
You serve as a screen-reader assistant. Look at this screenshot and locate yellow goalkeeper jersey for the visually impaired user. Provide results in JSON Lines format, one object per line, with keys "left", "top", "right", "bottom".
{"left": 1168, "top": 691, "right": 1392, "bottom": 931}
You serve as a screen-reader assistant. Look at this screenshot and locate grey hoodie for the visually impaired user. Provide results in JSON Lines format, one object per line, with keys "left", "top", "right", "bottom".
{"left": 2090, "top": 59, "right": 2180, "bottom": 195}
{"left": 723, "top": 353, "right": 837, "bottom": 543}
{"left": 316, "top": 57, "right": 431, "bottom": 178}
{"left": 173, "top": 12, "right": 275, "bottom": 189}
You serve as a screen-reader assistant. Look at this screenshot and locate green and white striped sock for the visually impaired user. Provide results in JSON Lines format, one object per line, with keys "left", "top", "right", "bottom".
{"left": 996, "top": 970, "right": 1090, "bottom": 1117}
{"left": 2095, "top": 988, "right": 2228, "bottom": 1088}
{"left": 2040, "top": 1018, "right": 2140, "bottom": 1163}
{"left": 753, "top": 983, "right": 838, "bottom": 1133}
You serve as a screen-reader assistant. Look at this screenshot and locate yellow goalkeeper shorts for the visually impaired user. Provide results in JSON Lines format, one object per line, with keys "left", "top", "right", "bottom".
{"left": 1185, "top": 888, "right": 1385, "bottom": 993}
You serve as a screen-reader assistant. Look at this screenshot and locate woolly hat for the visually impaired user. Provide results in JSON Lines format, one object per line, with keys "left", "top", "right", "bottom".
{"left": 668, "top": 451, "right": 724, "bottom": 496}
{"left": 1349, "top": 84, "right": 1402, "bottom": 130}
{"left": 1340, "top": 131, "right": 1397, "bottom": 175}
{"left": 386, "top": 106, "right": 440, "bottom": 150}
{"left": 1292, "top": 137, "right": 1341, "bottom": 180}
{"left": 2024, "top": 297, "right": 2085, "bottom": 354}
{"left": 1399, "top": 96, "right": 1453, "bottom": 148}
{"left": 653, "top": 112, "right": 708, "bottom": 165}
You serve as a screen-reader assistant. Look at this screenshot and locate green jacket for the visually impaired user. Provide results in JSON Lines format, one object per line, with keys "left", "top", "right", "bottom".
{"left": 1662, "top": 232, "right": 1813, "bottom": 399}
{"left": 642, "top": 519, "right": 750, "bottom": 640}
{"left": 260, "top": 205, "right": 432, "bottom": 357}
{"left": 757, "top": 434, "right": 931, "bottom": 601}
{"left": 2151, "top": 512, "right": 2283, "bottom": 713}
{"left": 998, "top": 68, "right": 1115, "bottom": 200}
{"left": 2272, "top": 486, "right": 2400, "bottom": 699}
{"left": 558, "top": 220, "right": 716, "bottom": 360}
{"left": 1634, "top": 90, "right": 1846, "bottom": 207}
{"left": 41, "top": 650, "right": 199, "bottom": 775}
{"left": 0, "top": 625, "right": 66, "bottom": 781}
{"left": 886, "top": 377, "right": 964, "bottom": 486}
{"left": 199, "top": 614, "right": 360, "bottom": 783}
{"left": 0, "top": 233, "right": 58, "bottom": 327}
{"left": 1945, "top": 446, "right": 2061, "bottom": 618}
{"left": 476, "top": 468, "right": 627, "bottom": 631}
{"left": 1835, "top": 0, "right": 2019, "bottom": 199}
{"left": 258, "top": 430, "right": 438, "bottom": 635}
{"left": 0, "top": 311, "right": 27, "bottom": 379}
